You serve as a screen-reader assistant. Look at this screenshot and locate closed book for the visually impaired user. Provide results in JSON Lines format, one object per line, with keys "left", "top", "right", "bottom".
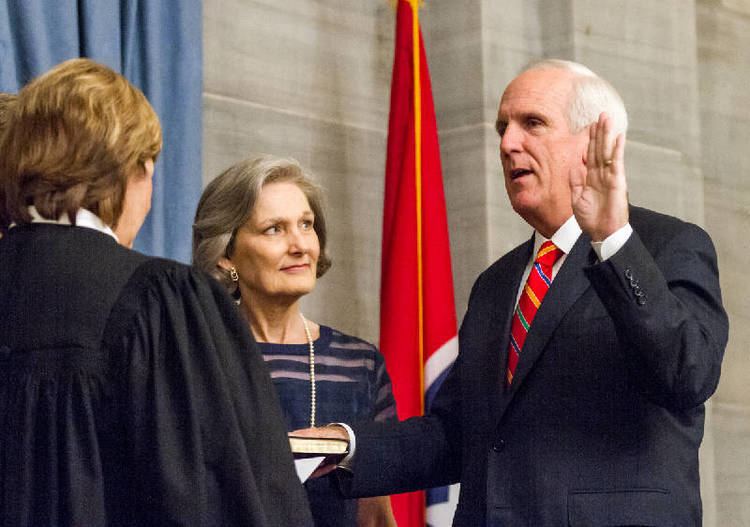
{"left": 288, "top": 435, "right": 349, "bottom": 460}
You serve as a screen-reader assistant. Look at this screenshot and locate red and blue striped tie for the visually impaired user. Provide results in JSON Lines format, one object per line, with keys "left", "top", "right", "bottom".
{"left": 506, "top": 240, "right": 563, "bottom": 386}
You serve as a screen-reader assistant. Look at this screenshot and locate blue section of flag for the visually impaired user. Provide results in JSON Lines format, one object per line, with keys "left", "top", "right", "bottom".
{"left": 426, "top": 485, "right": 449, "bottom": 505}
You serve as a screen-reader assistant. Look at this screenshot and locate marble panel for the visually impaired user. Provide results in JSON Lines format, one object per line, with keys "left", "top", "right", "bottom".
{"left": 702, "top": 402, "right": 718, "bottom": 527}
{"left": 718, "top": 0, "right": 750, "bottom": 15}
{"left": 438, "top": 122, "right": 493, "bottom": 319}
{"left": 710, "top": 402, "right": 750, "bottom": 526}
{"left": 420, "top": 0, "right": 485, "bottom": 131}
{"left": 624, "top": 140, "right": 705, "bottom": 226}
{"left": 700, "top": 114, "right": 750, "bottom": 308}
{"left": 535, "top": 0, "right": 576, "bottom": 58}
{"left": 480, "top": 44, "right": 539, "bottom": 125}
{"left": 480, "top": 0, "right": 573, "bottom": 122}
{"left": 204, "top": 0, "right": 394, "bottom": 132}
{"left": 697, "top": 5, "right": 750, "bottom": 117}
{"left": 697, "top": 3, "right": 750, "bottom": 415}
{"left": 704, "top": 184, "right": 750, "bottom": 407}
{"left": 572, "top": 0, "right": 701, "bottom": 164}
{"left": 203, "top": 94, "right": 387, "bottom": 344}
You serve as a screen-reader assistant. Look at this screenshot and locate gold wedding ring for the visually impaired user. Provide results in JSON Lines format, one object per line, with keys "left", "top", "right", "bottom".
{"left": 603, "top": 159, "right": 613, "bottom": 166}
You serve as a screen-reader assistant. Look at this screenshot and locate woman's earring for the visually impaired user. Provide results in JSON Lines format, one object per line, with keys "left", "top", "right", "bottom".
{"left": 229, "top": 267, "right": 241, "bottom": 305}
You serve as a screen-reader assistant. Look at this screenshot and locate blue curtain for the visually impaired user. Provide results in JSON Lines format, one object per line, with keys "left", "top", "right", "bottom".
{"left": 0, "top": 0, "right": 202, "bottom": 262}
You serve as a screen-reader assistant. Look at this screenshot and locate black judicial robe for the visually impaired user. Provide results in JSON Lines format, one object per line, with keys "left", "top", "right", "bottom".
{"left": 0, "top": 224, "right": 313, "bottom": 526}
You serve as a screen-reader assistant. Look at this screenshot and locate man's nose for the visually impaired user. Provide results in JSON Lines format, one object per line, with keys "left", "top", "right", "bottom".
{"left": 500, "top": 122, "right": 522, "bottom": 155}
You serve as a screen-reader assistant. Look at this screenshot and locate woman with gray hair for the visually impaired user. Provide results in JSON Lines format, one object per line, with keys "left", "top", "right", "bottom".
{"left": 193, "top": 155, "right": 397, "bottom": 527}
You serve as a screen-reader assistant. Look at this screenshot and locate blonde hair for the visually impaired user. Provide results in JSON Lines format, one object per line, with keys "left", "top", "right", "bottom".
{"left": 0, "top": 92, "right": 16, "bottom": 134}
{"left": 1, "top": 58, "right": 162, "bottom": 231}
{"left": 0, "top": 92, "right": 18, "bottom": 231}
{"left": 193, "top": 155, "right": 331, "bottom": 292}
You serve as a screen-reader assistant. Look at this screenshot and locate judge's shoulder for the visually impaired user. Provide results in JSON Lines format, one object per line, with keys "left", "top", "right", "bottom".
{"left": 102, "top": 248, "right": 238, "bottom": 337}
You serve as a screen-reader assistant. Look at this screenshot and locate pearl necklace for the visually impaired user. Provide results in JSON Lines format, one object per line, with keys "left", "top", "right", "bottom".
{"left": 300, "top": 313, "right": 316, "bottom": 427}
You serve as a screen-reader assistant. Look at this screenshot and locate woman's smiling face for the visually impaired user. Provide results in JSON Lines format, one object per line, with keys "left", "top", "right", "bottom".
{"left": 221, "top": 181, "right": 320, "bottom": 304}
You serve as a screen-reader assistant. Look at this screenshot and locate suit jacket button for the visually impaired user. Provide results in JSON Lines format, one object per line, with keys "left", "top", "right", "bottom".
{"left": 0, "top": 346, "right": 11, "bottom": 361}
{"left": 624, "top": 267, "right": 633, "bottom": 280}
{"left": 492, "top": 439, "right": 505, "bottom": 452}
{"left": 637, "top": 296, "right": 647, "bottom": 306}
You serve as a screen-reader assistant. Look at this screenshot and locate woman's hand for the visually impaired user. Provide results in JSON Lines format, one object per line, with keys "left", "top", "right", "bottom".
{"left": 357, "top": 496, "right": 397, "bottom": 527}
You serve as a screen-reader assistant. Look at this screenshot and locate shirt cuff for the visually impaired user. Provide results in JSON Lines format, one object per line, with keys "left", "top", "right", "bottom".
{"left": 332, "top": 422, "right": 356, "bottom": 471}
{"left": 590, "top": 223, "right": 633, "bottom": 261}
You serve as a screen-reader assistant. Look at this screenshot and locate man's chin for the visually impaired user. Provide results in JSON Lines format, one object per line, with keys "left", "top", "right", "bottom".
{"left": 509, "top": 195, "right": 538, "bottom": 216}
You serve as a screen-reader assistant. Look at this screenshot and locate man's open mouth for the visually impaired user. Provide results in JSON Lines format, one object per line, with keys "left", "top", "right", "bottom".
{"left": 511, "top": 168, "right": 533, "bottom": 180}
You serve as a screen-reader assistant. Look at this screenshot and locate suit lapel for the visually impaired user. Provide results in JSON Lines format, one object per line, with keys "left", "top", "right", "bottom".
{"left": 495, "top": 233, "right": 595, "bottom": 420}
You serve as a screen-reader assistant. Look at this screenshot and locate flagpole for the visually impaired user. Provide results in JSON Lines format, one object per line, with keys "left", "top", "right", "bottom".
{"left": 408, "top": 0, "right": 426, "bottom": 413}
{"left": 382, "top": 1, "right": 458, "bottom": 524}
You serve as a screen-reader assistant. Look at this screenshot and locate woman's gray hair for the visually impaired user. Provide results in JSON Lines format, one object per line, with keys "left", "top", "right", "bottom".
{"left": 523, "top": 59, "right": 629, "bottom": 136}
{"left": 192, "top": 154, "right": 331, "bottom": 291}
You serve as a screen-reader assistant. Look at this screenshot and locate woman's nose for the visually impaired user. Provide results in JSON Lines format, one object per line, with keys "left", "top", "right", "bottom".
{"left": 288, "top": 228, "right": 309, "bottom": 253}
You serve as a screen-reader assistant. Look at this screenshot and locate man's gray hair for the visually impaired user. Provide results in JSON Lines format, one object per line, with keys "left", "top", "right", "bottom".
{"left": 523, "top": 59, "right": 629, "bottom": 136}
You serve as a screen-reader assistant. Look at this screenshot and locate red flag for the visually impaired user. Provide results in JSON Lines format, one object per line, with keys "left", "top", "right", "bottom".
{"left": 380, "top": 1, "right": 458, "bottom": 525}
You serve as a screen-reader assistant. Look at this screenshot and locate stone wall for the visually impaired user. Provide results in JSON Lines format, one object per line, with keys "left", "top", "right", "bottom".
{"left": 697, "top": 1, "right": 750, "bottom": 525}
{"left": 204, "top": 0, "right": 395, "bottom": 340}
{"left": 203, "top": 1, "right": 750, "bottom": 523}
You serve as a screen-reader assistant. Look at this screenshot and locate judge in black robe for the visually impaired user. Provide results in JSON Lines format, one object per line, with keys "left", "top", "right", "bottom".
{"left": 0, "top": 58, "right": 312, "bottom": 526}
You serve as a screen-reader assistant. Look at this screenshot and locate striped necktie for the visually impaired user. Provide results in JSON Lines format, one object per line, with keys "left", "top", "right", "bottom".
{"left": 506, "top": 240, "right": 563, "bottom": 386}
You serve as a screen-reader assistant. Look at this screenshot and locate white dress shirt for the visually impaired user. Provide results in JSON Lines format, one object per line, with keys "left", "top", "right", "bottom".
{"left": 515, "top": 216, "right": 633, "bottom": 303}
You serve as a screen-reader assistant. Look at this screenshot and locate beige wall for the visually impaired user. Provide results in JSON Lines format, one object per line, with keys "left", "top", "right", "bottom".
{"left": 204, "top": 0, "right": 394, "bottom": 341}
{"left": 203, "top": 1, "right": 750, "bottom": 523}
{"left": 697, "top": 1, "right": 750, "bottom": 524}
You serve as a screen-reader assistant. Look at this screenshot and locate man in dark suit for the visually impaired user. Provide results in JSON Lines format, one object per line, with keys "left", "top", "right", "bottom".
{"left": 303, "top": 59, "right": 728, "bottom": 526}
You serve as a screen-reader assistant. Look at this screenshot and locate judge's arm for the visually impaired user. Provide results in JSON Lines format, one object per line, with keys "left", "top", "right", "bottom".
{"left": 108, "top": 264, "right": 312, "bottom": 525}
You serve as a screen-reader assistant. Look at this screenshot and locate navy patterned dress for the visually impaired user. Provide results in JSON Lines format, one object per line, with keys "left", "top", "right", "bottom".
{"left": 258, "top": 325, "right": 396, "bottom": 526}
